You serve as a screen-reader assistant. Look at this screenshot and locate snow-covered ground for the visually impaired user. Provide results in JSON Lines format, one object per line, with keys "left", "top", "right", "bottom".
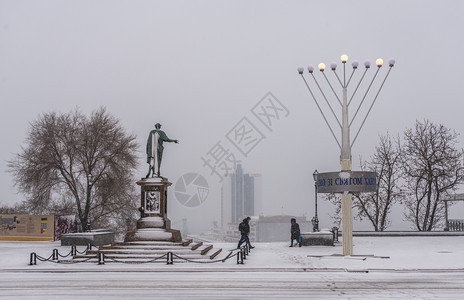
{"left": 1, "top": 236, "right": 464, "bottom": 299}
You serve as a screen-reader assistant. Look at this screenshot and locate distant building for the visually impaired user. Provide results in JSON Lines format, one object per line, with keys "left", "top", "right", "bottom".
{"left": 254, "top": 215, "right": 311, "bottom": 242}
{"left": 221, "top": 164, "right": 262, "bottom": 230}
{"left": 220, "top": 165, "right": 311, "bottom": 242}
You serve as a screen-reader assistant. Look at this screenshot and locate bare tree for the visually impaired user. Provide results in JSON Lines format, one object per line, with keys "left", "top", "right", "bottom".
{"left": 327, "top": 134, "right": 403, "bottom": 231}
{"left": 8, "top": 107, "right": 139, "bottom": 232}
{"left": 353, "top": 133, "right": 403, "bottom": 231}
{"left": 0, "top": 202, "right": 29, "bottom": 215}
{"left": 401, "top": 119, "right": 464, "bottom": 231}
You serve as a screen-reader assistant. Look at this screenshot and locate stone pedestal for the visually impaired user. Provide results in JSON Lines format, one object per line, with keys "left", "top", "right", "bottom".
{"left": 124, "top": 178, "right": 181, "bottom": 242}
{"left": 61, "top": 230, "right": 115, "bottom": 246}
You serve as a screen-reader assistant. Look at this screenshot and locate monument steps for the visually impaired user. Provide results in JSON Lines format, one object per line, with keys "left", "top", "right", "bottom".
{"left": 70, "top": 238, "right": 224, "bottom": 263}
{"left": 73, "top": 253, "right": 215, "bottom": 260}
{"left": 99, "top": 244, "right": 212, "bottom": 253}
{"left": 110, "top": 239, "right": 193, "bottom": 247}
{"left": 70, "top": 257, "right": 219, "bottom": 263}
{"left": 209, "top": 248, "right": 222, "bottom": 259}
{"left": 101, "top": 245, "right": 196, "bottom": 251}
{"left": 191, "top": 242, "right": 203, "bottom": 250}
{"left": 201, "top": 244, "right": 213, "bottom": 255}
{"left": 85, "top": 247, "right": 209, "bottom": 256}
{"left": 96, "top": 240, "right": 207, "bottom": 252}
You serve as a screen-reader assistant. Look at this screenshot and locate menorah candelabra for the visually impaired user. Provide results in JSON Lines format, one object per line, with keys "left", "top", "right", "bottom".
{"left": 298, "top": 54, "right": 395, "bottom": 255}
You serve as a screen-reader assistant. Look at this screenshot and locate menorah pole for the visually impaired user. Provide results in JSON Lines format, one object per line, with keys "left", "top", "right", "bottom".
{"left": 341, "top": 84, "right": 353, "bottom": 256}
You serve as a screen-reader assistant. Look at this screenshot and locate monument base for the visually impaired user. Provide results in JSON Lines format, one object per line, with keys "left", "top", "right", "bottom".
{"left": 61, "top": 230, "right": 115, "bottom": 246}
{"left": 137, "top": 216, "right": 170, "bottom": 229}
{"left": 124, "top": 228, "right": 182, "bottom": 242}
{"left": 124, "top": 217, "right": 182, "bottom": 242}
{"left": 124, "top": 179, "right": 182, "bottom": 243}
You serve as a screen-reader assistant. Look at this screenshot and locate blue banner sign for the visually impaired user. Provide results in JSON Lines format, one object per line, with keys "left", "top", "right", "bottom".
{"left": 316, "top": 171, "right": 377, "bottom": 193}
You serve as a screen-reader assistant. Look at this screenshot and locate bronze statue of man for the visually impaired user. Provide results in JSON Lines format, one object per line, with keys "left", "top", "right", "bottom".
{"left": 145, "top": 123, "right": 178, "bottom": 178}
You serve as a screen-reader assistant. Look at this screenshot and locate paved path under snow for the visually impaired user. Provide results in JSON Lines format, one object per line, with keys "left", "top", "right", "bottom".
{"left": 1, "top": 237, "right": 464, "bottom": 298}
{"left": 1, "top": 269, "right": 464, "bottom": 299}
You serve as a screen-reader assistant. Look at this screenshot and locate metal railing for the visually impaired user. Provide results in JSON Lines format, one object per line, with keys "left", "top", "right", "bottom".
{"left": 447, "top": 219, "right": 464, "bottom": 231}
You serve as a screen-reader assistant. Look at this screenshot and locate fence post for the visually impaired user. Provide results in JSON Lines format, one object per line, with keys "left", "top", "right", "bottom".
{"left": 87, "top": 243, "right": 92, "bottom": 250}
{"left": 241, "top": 248, "right": 247, "bottom": 260}
{"left": 236, "top": 251, "right": 243, "bottom": 264}
{"left": 30, "top": 252, "right": 37, "bottom": 265}
{"left": 98, "top": 252, "right": 105, "bottom": 265}
{"left": 71, "top": 245, "right": 77, "bottom": 256}
{"left": 166, "top": 252, "right": 173, "bottom": 265}
{"left": 52, "top": 249, "right": 59, "bottom": 260}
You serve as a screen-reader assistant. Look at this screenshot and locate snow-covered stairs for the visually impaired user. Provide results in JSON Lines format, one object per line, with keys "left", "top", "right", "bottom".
{"left": 72, "top": 239, "right": 224, "bottom": 263}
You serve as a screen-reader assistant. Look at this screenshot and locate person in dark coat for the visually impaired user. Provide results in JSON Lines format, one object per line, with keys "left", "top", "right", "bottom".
{"left": 237, "top": 217, "right": 254, "bottom": 249}
{"left": 290, "top": 218, "right": 302, "bottom": 247}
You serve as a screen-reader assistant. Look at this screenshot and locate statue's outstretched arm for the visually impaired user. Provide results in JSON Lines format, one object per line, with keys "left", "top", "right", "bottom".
{"left": 160, "top": 131, "right": 178, "bottom": 143}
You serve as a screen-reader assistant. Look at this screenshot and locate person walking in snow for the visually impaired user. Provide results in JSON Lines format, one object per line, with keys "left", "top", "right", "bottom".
{"left": 237, "top": 217, "right": 254, "bottom": 249}
{"left": 290, "top": 218, "right": 302, "bottom": 247}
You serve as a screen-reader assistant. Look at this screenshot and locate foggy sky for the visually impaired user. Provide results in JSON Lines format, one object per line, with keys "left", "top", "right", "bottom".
{"left": 1, "top": 0, "right": 464, "bottom": 233}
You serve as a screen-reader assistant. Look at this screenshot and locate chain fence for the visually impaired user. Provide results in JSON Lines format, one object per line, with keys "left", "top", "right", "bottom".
{"left": 29, "top": 244, "right": 252, "bottom": 266}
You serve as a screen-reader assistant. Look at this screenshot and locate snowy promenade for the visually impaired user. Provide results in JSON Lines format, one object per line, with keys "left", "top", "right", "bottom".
{"left": 1, "top": 236, "right": 464, "bottom": 299}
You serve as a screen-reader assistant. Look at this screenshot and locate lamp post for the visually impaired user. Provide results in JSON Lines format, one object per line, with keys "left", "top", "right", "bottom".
{"left": 298, "top": 54, "right": 394, "bottom": 255}
{"left": 85, "top": 173, "right": 94, "bottom": 232}
{"left": 312, "top": 170, "right": 319, "bottom": 232}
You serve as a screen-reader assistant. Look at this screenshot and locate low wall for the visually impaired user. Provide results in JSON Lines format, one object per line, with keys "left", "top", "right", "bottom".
{"left": 301, "top": 231, "right": 334, "bottom": 246}
{"left": 351, "top": 231, "right": 464, "bottom": 237}
{"left": 61, "top": 230, "right": 115, "bottom": 246}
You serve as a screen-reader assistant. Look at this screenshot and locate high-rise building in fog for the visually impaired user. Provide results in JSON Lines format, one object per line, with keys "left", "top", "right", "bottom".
{"left": 221, "top": 164, "right": 262, "bottom": 229}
